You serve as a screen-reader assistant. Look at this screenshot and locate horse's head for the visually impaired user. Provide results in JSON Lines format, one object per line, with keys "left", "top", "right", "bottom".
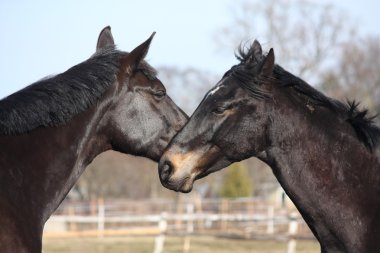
{"left": 158, "top": 41, "right": 276, "bottom": 192}
{"left": 96, "top": 27, "right": 188, "bottom": 161}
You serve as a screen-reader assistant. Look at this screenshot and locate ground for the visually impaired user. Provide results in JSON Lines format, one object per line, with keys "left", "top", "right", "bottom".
{"left": 43, "top": 235, "right": 320, "bottom": 253}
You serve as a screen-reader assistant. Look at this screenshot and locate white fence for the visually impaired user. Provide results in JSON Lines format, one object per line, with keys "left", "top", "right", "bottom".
{"left": 44, "top": 198, "right": 315, "bottom": 253}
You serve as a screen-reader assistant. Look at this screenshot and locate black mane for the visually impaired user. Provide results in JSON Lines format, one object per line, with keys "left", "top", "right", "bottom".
{"left": 231, "top": 43, "right": 380, "bottom": 151}
{"left": 0, "top": 48, "right": 157, "bottom": 135}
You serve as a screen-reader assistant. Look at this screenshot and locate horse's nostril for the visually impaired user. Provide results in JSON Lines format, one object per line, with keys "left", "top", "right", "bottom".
{"left": 159, "top": 160, "right": 173, "bottom": 183}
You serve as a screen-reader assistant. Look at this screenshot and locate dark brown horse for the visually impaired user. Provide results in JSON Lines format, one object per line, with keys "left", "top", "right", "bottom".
{"left": 0, "top": 27, "right": 187, "bottom": 253}
{"left": 158, "top": 41, "right": 380, "bottom": 252}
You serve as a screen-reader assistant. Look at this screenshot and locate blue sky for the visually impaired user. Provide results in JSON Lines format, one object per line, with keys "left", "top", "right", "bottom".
{"left": 0, "top": 0, "right": 379, "bottom": 98}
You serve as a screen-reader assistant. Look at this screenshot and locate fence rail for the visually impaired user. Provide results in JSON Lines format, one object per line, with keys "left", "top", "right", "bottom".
{"left": 44, "top": 197, "right": 316, "bottom": 253}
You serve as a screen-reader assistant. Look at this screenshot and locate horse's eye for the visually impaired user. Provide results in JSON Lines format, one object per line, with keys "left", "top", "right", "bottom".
{"left": 153, "top": 90, "right": 166, "bottom": 99}
{"left": 213, "top": 106, "right": 227, "bottom": 115}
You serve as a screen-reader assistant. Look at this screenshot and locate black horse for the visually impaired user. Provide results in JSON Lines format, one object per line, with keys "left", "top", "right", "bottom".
{"left": 0, "top": 27, "right": 187, "bottom": 253}
{"left": 158, "top": 40, "right": 380, "bottom": 252}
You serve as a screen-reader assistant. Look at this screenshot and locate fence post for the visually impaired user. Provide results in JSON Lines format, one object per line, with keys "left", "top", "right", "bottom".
{"left": 68, "top": 206, "right": 77, "bottom": 232}
{"left": 220, "top": 199, "right": 228, "bottom": 230}
{"left": 154, "top": 212, "right": 168, "bottom": 253}
{"left": 186, "top": 203, "right": 194, "bottom": 233}
{"left": 287, "top": 212, "right": 298, "bottom": 253}
{"left": 175, "top": 194, "right": 183, "bottom": 230}
{"left": 194, "top": 192, "right": 204, "bottom": 231}
{"left": 97, "top": 198, "right": 105, "bottom": 238}
{"left": 266, "top": 205, "right": 274, "bottom": 234}
{"left": 182, "top": 203, "right": 195, "bottom": 253}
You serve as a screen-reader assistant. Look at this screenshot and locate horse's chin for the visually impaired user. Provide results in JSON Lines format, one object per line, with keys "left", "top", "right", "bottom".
{"left": 178, "top": 180, "right": 194, "bottom": 193}
{"left": 162, "top": 176, "right": 194, "bottom": 193}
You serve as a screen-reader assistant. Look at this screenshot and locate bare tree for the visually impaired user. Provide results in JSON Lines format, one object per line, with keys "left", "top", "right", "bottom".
{"left": 216, "top": 0, "right": 356, "bottom": 83}
{"left": 321, "top": 36, "right": 380, "bottom": 117}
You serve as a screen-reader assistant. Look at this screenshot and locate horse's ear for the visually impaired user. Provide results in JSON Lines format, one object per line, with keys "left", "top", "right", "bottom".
{"left": 96, "top": 26, "right": 115, "bottom": 51}
{"left": 121, "top": 32, "right": 155, "bottom": 74}
{"left": 252, "top": 40, "right": 262, "bottom": 60}
{"left": 259, "top": 48, "right": 275, "bottom": 77}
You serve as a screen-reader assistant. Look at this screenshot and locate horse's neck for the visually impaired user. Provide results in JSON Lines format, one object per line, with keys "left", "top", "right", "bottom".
{"left": 261, "top": 111, "right": 380, "bottom": 248}
{"left": 45, "top": 110, "right": 113, "bottom": 220}
{"left": 263, "top": 104, "right": 380, "bottom": 195}
{"left": 267, "top": 111, "right": 379, "bottom": 202}
{"left": 47, "top": 109, "right": 112, "bottom": 216}
{"left": 0, "top": 102, "right": 111, "bottom": 225}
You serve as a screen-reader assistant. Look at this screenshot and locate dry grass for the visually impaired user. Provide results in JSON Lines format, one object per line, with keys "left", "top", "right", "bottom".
{"left": 43, "top": 235, "right": 320, "bottom": 253}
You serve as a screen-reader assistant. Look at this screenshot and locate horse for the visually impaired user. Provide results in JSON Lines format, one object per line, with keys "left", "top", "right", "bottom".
{"left": 158, "top": 40, "right": 380, "bottom": 252}
{"left": 0, "top": 26, "right": 187, "bottom": 253}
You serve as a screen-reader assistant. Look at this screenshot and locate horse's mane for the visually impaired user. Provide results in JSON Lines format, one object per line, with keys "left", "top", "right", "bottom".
{"left": 231, "top": 43, "right": 380, "bottom": 152}
{"left": 0, "top": 47, "right": 157, "bottom": 135}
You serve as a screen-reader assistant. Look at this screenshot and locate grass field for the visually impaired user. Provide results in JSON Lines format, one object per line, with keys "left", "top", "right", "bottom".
{"left": 43, "top": 236, "right": 320, "bottom": 253}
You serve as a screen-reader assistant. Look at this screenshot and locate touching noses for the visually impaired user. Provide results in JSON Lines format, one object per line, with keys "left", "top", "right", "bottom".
{"left": 159, "top": 107, "right": 188, "bottom": 184}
